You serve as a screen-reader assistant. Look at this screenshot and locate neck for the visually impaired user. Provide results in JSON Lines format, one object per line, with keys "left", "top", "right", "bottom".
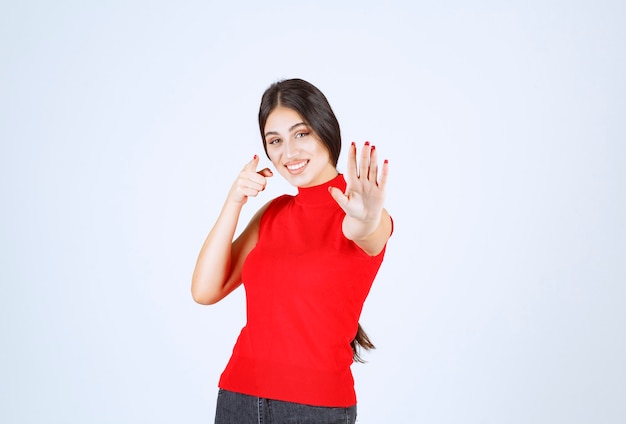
{"left": 296, "top": 173, "right": 345, "bottom": 206}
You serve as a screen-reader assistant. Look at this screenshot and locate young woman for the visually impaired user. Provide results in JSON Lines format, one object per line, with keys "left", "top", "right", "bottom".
{"left": 192, "top": 78, "right": 392, "bottom": 423}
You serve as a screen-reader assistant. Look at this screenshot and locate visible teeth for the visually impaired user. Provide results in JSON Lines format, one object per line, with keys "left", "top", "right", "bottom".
{"left": 287, "top": 161, "right": 307, "bottom": 171}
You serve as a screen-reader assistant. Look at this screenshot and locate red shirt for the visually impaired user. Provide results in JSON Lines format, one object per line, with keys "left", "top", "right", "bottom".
{"left": 218, "top": 174, "right": 388, "bottom": 407}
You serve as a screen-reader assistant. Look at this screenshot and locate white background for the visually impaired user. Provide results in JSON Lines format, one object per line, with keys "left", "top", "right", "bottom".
{"left": 1, "top": 1, "right": 625, "bottom": 423}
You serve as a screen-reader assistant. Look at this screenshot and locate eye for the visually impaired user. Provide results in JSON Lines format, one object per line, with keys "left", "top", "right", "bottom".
{"left": 295, "top": 131, "right": 309, "bottom": 139}
{"left": 267, "top": 138, "right": 281, "bottom": 145}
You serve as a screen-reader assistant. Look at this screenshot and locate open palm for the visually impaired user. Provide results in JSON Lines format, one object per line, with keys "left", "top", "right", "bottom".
{"left": 330, "top": 142, "right": 388, "bottom": 223}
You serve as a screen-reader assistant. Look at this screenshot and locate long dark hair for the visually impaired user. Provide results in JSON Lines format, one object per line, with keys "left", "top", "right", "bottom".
{"left": 258, "top": 78, "right": 375, "bottom": 363}
{"left": 351, "top": 323, "right": 375, "bottom": 363}
{"left": 258, "top": 78, "right": 341, "bottom": 166}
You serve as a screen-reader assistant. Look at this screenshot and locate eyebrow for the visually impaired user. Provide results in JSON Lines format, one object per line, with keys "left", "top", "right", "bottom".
{"left": 264, "top": 122, "right": 307, "bottom": 138}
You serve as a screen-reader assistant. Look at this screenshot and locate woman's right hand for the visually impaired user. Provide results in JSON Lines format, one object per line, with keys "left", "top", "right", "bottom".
{"left": 228, "top": 155, "right": 273, "bottom": 205}
{"left": 192, "top": 154, "right": 273, "bottom": 305}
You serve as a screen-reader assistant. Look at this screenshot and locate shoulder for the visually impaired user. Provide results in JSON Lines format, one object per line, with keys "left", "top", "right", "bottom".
{"left": 264, "top": 194, "right": 294, "bottom": 214}
{"left": 249, "top": 194, "right": 294, "bottom": 231}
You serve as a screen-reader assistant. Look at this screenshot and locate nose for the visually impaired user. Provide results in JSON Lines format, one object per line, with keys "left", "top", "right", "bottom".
{"left": 284, "top": 139, "right": 299, "bottom": 159}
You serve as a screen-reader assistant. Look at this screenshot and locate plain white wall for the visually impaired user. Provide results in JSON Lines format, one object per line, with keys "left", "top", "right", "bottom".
{"left": 1, "top": 1, "right": 625, "bottom": 423}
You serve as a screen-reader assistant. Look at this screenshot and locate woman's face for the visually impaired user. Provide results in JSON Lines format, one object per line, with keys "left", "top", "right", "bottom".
{"left": 263, "top": 106, "right": 338, "bottom": 188}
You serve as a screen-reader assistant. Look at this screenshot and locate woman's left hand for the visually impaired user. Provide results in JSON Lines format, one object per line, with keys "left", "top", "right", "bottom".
{"left": 329, "top": 142, "right": 389, "bottom": 242}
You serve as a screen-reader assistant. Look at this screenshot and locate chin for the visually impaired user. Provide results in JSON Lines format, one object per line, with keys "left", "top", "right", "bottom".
{"left": 284, "top": 173, "right": 313, "bottom": 188}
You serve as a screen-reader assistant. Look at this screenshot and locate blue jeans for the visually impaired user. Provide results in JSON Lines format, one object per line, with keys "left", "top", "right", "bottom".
{"left": 214, "top": 389, "right": 357, "bottom": 424}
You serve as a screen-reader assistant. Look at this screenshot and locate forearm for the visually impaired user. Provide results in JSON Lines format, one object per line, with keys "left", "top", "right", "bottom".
{"left": 342, "top": 208, "right": 392, "bottom": 256}
{"left": 191, "top": 199, "right": 243, "bottom": 304}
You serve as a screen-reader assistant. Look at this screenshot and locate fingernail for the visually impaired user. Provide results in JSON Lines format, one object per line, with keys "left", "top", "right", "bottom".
{"left": 384, "top": 159, "right": 389, "bottom": 164}
{"left": 351, "top": 141, "right": 356, "bottom": 147}
{"left": 364, "top": 141, "right": 370, "bottom": 146}
{"left": 371, "top": 145, "right": 376, "bottom": 151}
{"left": 254, "top": 154, "right": 258, "bottom": 160}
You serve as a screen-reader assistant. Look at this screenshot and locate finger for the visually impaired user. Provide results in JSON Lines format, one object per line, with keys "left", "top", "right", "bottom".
{"left": 378, "top": 159, "right": 389, "bottom": 189}
{"left": 238, "top": 175, "right": 265, "bottom": 193}
{"left": 328, "top": 186, "right": 349, "bottom": 210}
{"left": 244, "top": 154, "right": 260, "bottom": 172}
{"left": 241, "top": 187, "right": 262, "bottom": 198}
{"left": 257, "top": 167, "right": 273, "bottom": 178}
{"left": 346, "top": 141, "right": 358, "bottom": 182}
{"left": 359, "top": 142, "right": 371, "bottom": 180}
{"left": 369, "top": 145, "right": 379, "bottom": 183}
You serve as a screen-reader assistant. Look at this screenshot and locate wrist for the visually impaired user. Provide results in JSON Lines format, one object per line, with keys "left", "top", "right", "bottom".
{"left": 342, "top": 213, "right": 381, "bottom": 241}
{"left": 223, "top": 195, "right": 246, "bottom": 214}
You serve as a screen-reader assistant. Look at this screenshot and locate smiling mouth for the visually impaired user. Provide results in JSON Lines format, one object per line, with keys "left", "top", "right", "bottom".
{"left": 286, "top": 160, "right": 308, "bottom": 172}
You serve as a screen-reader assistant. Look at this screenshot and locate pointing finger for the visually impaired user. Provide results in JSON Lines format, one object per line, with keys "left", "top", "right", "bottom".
{"left": 258, "top": 167, "right": 273, "bottom": 178}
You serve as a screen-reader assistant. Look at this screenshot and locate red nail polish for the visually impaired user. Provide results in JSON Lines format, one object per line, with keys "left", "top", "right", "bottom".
{"left": 371, "top": 145, "right": 376, "bottom": 151}
{"left": 364, "top": 141, "right": 370, "bottom": 146}
{"left": 351, "top": 141, "right": 356, "bottom": 147}
{"left": 384, "top": 159, "right": 389, "bottom": 164}
{"left": 254, "top": 154, "right": 258, "bottom": 160}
